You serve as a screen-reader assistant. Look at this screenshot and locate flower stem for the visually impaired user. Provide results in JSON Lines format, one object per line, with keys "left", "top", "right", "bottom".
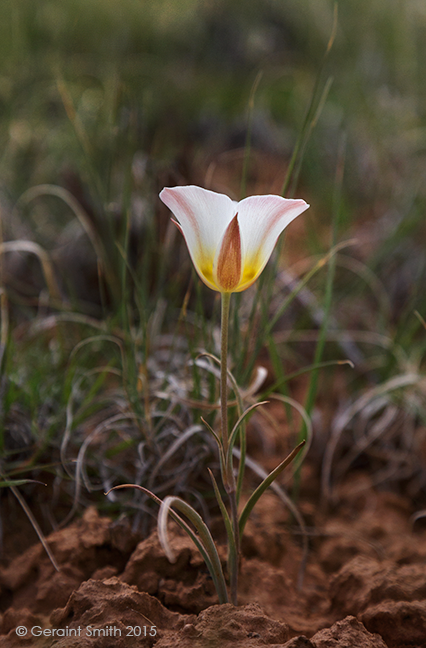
{"left": 220, "top": 292, "right": 231, "bottom": 457}
{"left": 220, "top": 291, "right": 240, "bottom": 605}
{"left": 228, "top": 488, "right": 240, "bottom": 605}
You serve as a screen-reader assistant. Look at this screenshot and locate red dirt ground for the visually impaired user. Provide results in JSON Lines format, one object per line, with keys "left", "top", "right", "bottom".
{"left": 1, "top": 462, "right": 426, "bottom": 648}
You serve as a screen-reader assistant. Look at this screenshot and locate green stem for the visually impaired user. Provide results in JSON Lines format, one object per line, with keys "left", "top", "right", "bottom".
{"left": 228, "top": 488, "right": 240, "bottom": 605}
{"left": 220, "top": 291, "right": 240, "bottom": 605}
{"left": 220, "top": 292, "right": 231, "bottom": 458}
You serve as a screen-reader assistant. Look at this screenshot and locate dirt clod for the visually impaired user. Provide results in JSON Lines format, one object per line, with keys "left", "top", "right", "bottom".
{"left": 310, "top": 615, "right": 388, "bottom": 647}
{"left": 155, "top": 602, "right": 290, "bottom": 648}
{"left": 361, "top": 600, "right": 426, "bottom": 648}
{"left": 330, "top": 555, "right": 426, "bottom": 615}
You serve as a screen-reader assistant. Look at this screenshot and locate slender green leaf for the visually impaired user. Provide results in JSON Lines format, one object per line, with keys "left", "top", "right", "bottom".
{"left": 239, "top": 441, "right": 305, "bottom": 537}
{"left": 107, "top": 484, "right": 229, "bottom": 604}
{"left": 159, "top": 495, "right": 228, "bottom": 605}
{"left": 208, "top": 468, "right": 236, "bottom": 559}
{"left": 0, "top": 479, "right": 46, "bottom": 488}
{"left": 228, "top": 401, "right": 268, "bottom": 454}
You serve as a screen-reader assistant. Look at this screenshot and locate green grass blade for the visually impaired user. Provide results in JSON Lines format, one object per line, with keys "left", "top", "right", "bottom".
{"left": 228, "top": 401, "right": 268, "bottom": 455}
{"left": 107, "top": 484, "right": 229, "bottom": 604}
{"left": 158, "top": 495, "right": 228, "bottom": 605}
{"left": 280, "top": 2, "right": 338, "bottom": 198}
{"left": 240, "top": 70, "right": 263, "bottom": 200}
{"left": 208, "top": 468, "right": 236, "bottom": 557}
{"left": 263, "top": 359, "right": 354, "bottom": 397}
{"left": 238, "top": 441, "right": 305, "bottom": 537}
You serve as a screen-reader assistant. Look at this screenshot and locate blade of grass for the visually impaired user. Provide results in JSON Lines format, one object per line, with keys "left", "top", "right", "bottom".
{"left": 6, "top": 480, "right": 60, "bottom": 571}
{"left": 243, "top": 239, "right": 357, "bottom": 383}
{"left": 0, "top": 241, "right": 61, "bottom": 300}
{"left": 207, "top": 468, "right": 238, "bottom": 606}
{"left": 147, "top": 424, "right": 203, "bottom": 488}
{"left": 238, "top": 440, "right": 305, "bottom": 537}
{"left": 321, "top": 372, "right": 421, "bottom": 505}
{"left": 107, "top": 484, "right": 228, "bottom": 604}
{"left": 56, "top": 76, "right": 106, "bottom": 206}
{"left": 240, "top": 70, "right": 263, "bottom": 200}
{"left": 238, "top": 4, "right": 338, "bottom": 386}
{"left": 228, "top": 401, "right": 268, "bottom": 458}
{"left": 296, "top": 135, "right": 346, "bottom": 483}
{"left": 0, "top": 479, "right": 46, "bottom": 487}
{"left": 237, "top": 450, "right": 309, "bottom": 590}
{"left": 207, "top": 467, "right": 236, "bottom": 554}
{"left": 263, "top": 359, "right": 354, "bottom": 397}
{"left": 266, "top": 333, "right": 295, "bottom": 436}
{"left": 281, "top": 2, "right": 338, "bottom": 199}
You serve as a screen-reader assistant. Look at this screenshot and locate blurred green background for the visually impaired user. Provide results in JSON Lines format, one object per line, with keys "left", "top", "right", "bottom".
{"left": 1, "top": 0, "right": 424, "bottom": 205}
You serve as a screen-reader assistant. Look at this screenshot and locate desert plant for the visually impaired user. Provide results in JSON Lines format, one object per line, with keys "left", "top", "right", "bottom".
{"left": 109, "top": 185, "right": 308, "bottom": 605}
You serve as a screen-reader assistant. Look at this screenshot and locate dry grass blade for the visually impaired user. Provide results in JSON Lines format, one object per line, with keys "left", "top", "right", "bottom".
{"left": 273, "top": 329, "right": 394, "bottom": 350}
{"left": 321, "top": 372, "right": 422, "bottom": 505}
{"left": 147, "top": 424, "right": 204, "bottom": 488}
{"left": 410, "top": 510, "right": 426, "bottom": 529}
{"left": 333, "top": 404, "right": 400, "bottom": 483}
{"left": 7, "top": 482, "right": 60, "bottom": 572}
{"left": 275, "top": 266, "right": 365, "bottom": 367}
{"left": 26, "top": 313, "right": 108, "bottom": 339}
{"left": 195, "top": 351, "right": 244, "bottom": 415}
{"left": 14, "top": 184, "right": 99, "bottom": 253}
{"left": 60, "top": 366, "right": 123, "bottom": 474}
{"left": 0, "top": 240, "right": 61, "bottom": 300}
{"left": 13, "top": 183, "right": 119, "bottom": 296}
{"left": 240, "top": 366, "right": 268, "bottom": 399}
{"left": 61, "top": 410, "right": 143, "bottom": 526}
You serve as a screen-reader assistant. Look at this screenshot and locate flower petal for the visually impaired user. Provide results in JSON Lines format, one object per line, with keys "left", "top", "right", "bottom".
{"left": 159, "top": 186, "right": 236, "bottom": 290}
{"left": 235, "top": 195, "right": 309, "bottom": 291}
{"left": 214, "top": 214, "right": 242, "bottom": 292}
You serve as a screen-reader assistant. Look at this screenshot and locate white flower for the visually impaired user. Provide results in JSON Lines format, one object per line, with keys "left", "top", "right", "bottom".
{"left": 160, "top": 185, "right": 309, "bottom": 293}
